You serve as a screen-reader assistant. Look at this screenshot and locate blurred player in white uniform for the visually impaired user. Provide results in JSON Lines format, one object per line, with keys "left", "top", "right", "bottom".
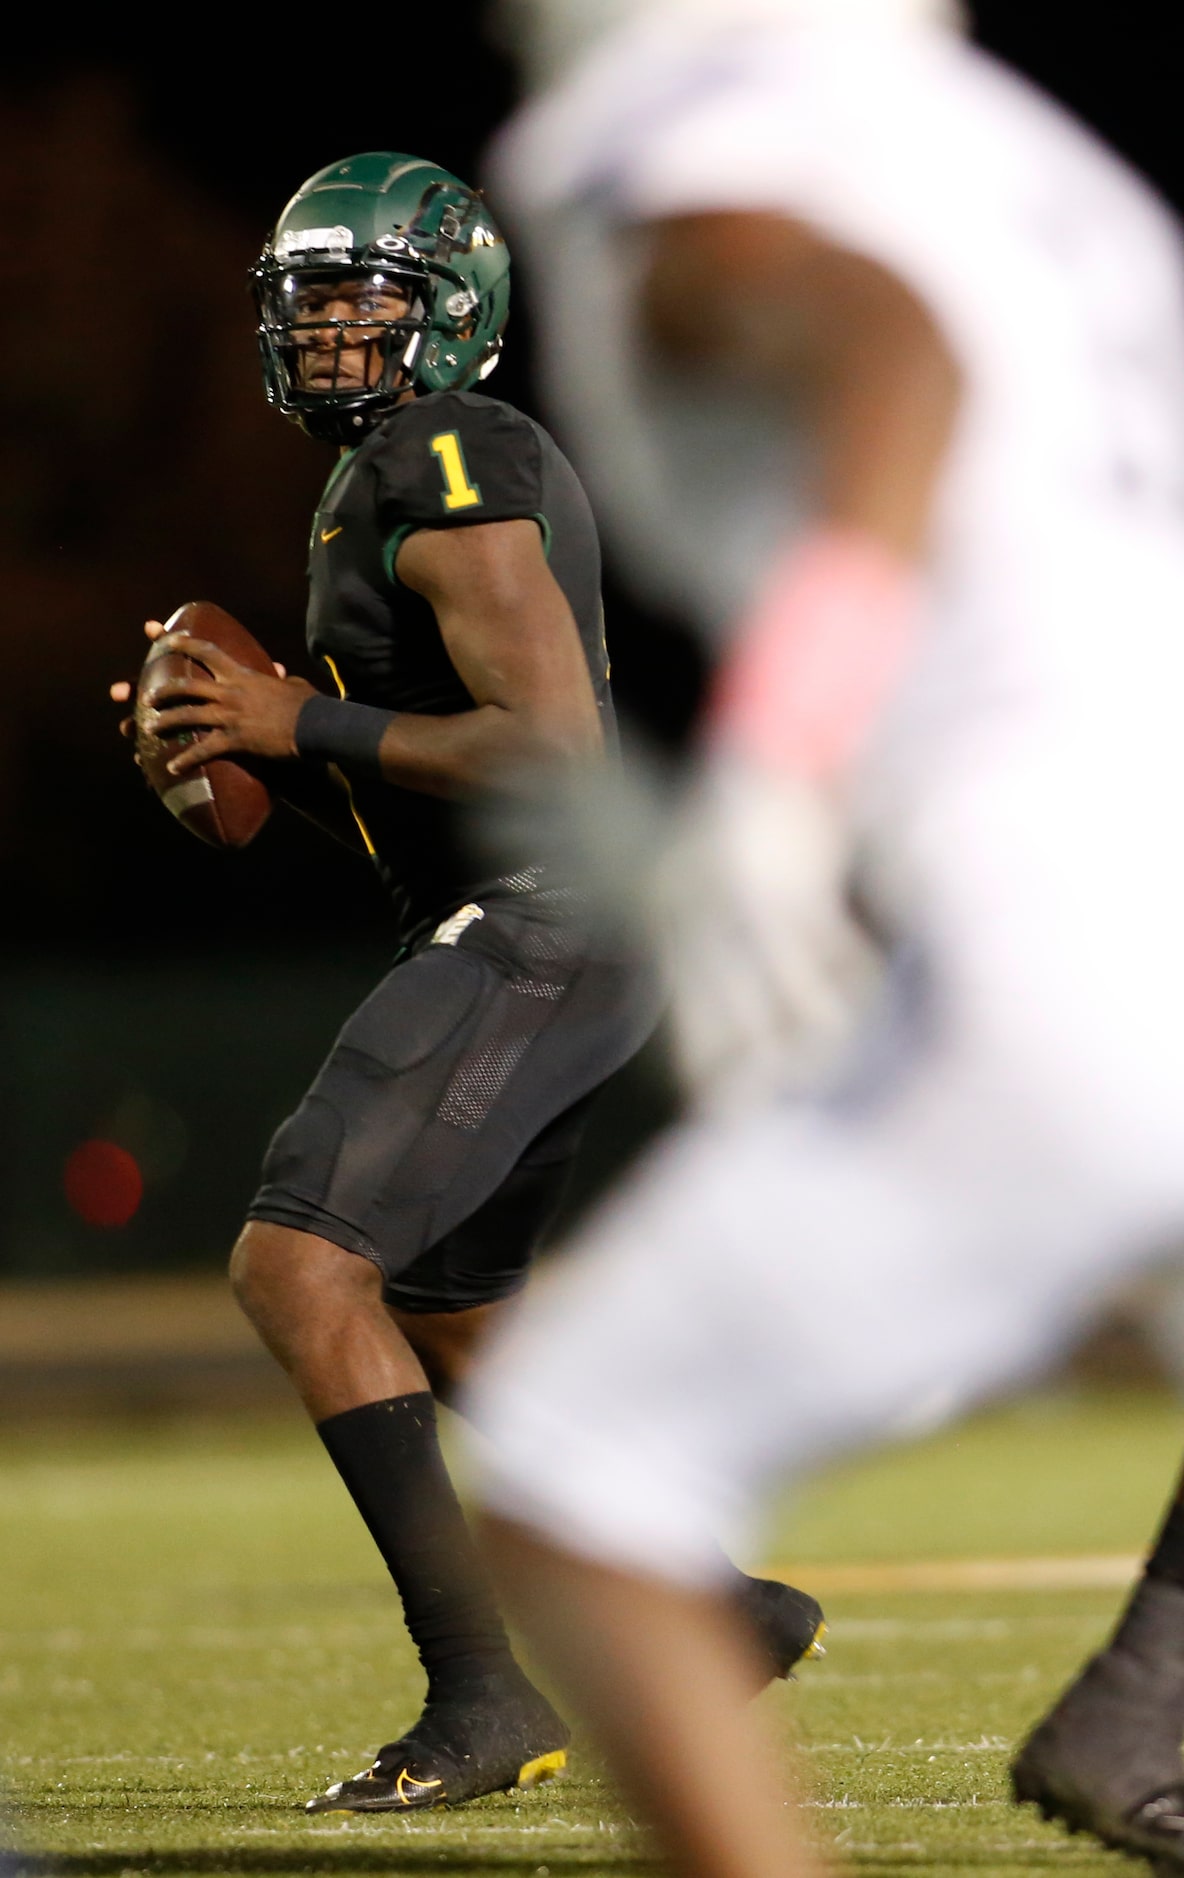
{"left": 465, "top": 3, "right": 1184, "bottom": 1871}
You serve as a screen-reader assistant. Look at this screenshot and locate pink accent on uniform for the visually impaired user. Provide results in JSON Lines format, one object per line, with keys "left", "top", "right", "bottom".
{"left": 707, "top": 529, "right": 922, "bottom": 780}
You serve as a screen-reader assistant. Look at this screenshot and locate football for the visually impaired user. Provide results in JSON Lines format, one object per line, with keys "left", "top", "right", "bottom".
{"left": 136, "top": 600, "right": 275, "bottom": 849}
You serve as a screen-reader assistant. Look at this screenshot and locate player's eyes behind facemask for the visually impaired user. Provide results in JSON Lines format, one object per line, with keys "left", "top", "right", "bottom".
{"left": 283, "top": 271, "right": 426, "bottom": 335}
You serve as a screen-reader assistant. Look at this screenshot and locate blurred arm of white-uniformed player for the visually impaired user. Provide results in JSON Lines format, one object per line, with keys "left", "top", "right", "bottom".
{"left": 644, "top": 209, "right": 960, "bottom": 1111}
{"left": 479, "top": 150, "right": 962, "bottom": 1878}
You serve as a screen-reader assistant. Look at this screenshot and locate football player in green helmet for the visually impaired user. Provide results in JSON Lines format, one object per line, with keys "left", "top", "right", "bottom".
{"left": 111, "top": 149, "right": 824, "bottom": 1822}
{"left": 252, "top": 152, "right": 511, "bottom": 440}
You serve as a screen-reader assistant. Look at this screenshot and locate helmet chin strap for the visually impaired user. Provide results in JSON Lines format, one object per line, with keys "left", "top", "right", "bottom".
{"left": 496, "top": 0, "right": 964, "bottom": 89}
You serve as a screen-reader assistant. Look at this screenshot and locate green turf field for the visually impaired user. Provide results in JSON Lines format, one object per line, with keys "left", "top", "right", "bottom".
{"left": 5, "top": 1384, "right": 1184, "bottom": 1878}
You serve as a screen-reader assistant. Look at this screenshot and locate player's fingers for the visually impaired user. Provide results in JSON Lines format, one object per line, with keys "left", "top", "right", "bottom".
{"left": 144, "top": 619, "right": 165, "bottom": 639}
{"left": 145, "top": 702, "right": 225, "bottom": 735}
{"left": 147, "top": 674, "right": 224, "bottom": 706}
{"left": 163, "top": 633, "right": 243, "bottom": 677}
{"left": 163, "top": 744, "right": 203, "bottom": 776}
{"left": 119, "top": 714, "right": 138, "bottom": 741}
{"left": 167, "top": 732, "right": 230, "bottom": 775}
{"left": 110, "top": 680, "right": 132, "bottom": 703}
{"left": 273, "top": 661, "right": 287, "bottom": 678}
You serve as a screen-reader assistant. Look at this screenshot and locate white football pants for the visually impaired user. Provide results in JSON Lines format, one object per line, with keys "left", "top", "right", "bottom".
{"left": 464, "top": 726, "right": 1184, "bottom": 1584}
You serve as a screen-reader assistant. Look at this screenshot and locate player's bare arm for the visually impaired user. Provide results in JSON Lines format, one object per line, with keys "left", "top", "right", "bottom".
{"left": 644, "top": 212, "right": 962, "bottom": 783}
{"left": 641, "top": 210, "right": 961, "bottom": 559}
{"left": 628, "top": 215, "right": 965, "bottom": 1105}
{"left": 389, "top": 513, "right": 605, "bottom": 788}
{"left": 148, "top": 515, "right": 603, "bottom": 795}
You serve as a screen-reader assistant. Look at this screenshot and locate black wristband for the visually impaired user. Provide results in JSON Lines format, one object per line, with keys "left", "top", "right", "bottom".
{"left": 295, "top": 694, "right": 390, "bottom": 779}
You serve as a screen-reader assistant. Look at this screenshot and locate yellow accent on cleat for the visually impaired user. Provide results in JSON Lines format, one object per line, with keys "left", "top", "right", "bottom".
{"left": 805, "top": 1621, "right": 828, "bottom": 1660}
{"left": 395, "top": 1767, "right": 445, "bottom": 1806}
{"left": 517, "top": 1749, "right": 567, "bottom": 1788}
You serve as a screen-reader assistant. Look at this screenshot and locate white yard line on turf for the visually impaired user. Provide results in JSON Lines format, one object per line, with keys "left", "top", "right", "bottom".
{"left": 762, "top": 1554, "right": 1141, "bottom": 1591}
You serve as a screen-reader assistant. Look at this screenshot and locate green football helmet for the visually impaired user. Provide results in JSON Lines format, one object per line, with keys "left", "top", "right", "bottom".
{"left": 252, "top": 152, "right": 511, "bottom": 443}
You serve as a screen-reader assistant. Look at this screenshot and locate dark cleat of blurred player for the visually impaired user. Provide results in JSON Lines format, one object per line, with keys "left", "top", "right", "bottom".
{"left": 1011, "top": 1491, "right": 1184, "bottom": 1868}
{"left": 113, "top": 152, "right": 825, "bottom": 1815}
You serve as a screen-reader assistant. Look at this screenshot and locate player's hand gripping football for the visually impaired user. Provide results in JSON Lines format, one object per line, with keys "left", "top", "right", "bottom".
{"left": 109, "top": 620, "right": 311, "bottom": 769}
{"left": 131, "top": 630, "right": 315, "bottom": 772}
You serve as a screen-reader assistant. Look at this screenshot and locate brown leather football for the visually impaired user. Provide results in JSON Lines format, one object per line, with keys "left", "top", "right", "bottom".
{"left": 135, "top": 600, "right": 274, "bottom": 849}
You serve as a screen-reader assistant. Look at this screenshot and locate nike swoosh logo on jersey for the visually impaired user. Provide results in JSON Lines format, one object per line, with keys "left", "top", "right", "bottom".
{"left": 320, "top": 525, "right": 343, "bottom": 543}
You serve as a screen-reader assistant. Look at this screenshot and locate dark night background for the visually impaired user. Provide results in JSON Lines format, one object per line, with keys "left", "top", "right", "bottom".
{"left": 2, "top": 3, "right": 1181, "bottom": 1276}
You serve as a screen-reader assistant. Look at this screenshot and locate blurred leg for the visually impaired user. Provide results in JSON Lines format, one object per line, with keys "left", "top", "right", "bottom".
{"left": 482, "top": 1516, "right": 826, "bottom": 1878}
{"left": 461, "top": 937, "right": 1184, "bottom": 1849}
{"left": 391, "top": 1290, "right": 826, "bottom": 1682}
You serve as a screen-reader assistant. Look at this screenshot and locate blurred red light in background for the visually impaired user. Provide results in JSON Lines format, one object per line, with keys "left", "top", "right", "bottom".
{"left": 63, "top": 1139, "right": 144, "bottom": 1228}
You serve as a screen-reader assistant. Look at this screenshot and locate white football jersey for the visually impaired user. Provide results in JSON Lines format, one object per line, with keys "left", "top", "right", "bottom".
{"left": 467, "top": 14, "right": 1184, "bottom": 1592}
{"left": 488, "top": 22, "right": 1184, "bottom": 786}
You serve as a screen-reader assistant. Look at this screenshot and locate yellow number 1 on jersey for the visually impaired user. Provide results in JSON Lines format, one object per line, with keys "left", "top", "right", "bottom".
{"left": 430, "top": 431, "right": 483, "bottom": 511}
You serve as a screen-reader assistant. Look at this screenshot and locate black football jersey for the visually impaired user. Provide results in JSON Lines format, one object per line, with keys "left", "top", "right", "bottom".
{"left": 305, "top": 389, "right": 613, "bottom": 939}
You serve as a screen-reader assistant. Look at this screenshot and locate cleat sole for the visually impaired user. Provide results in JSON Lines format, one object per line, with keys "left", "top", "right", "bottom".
{"left": 307, "top": 1746, "right": 570, "bottom": 1815}
{"left": 517, "top": 1749, "right": 567, "bottom": 1789}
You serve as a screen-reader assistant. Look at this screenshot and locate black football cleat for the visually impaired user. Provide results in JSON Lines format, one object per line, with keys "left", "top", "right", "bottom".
{"left": 735, "top": 1576, "right": 827, "bottom": 1685}
{"left": 305, "top": 1675, "right": 570, "bottom": 1816}
{"left": 1011, "top": 1585, "right": 1184, "bottom": 1869}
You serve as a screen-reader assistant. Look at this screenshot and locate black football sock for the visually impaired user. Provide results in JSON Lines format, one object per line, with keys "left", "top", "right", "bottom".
{"left": 317, "top": 1392, "right": 521, "bottom": 1701}
{"left": 1096, "top": 1459, "right": 1184, "bottom": 1673}
{"left": 1142, "top": 1458, "right": 1184, "bottom": 1594}
{"left": 1106, "top": 1574, "right": 1184, "bottom": 1673}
